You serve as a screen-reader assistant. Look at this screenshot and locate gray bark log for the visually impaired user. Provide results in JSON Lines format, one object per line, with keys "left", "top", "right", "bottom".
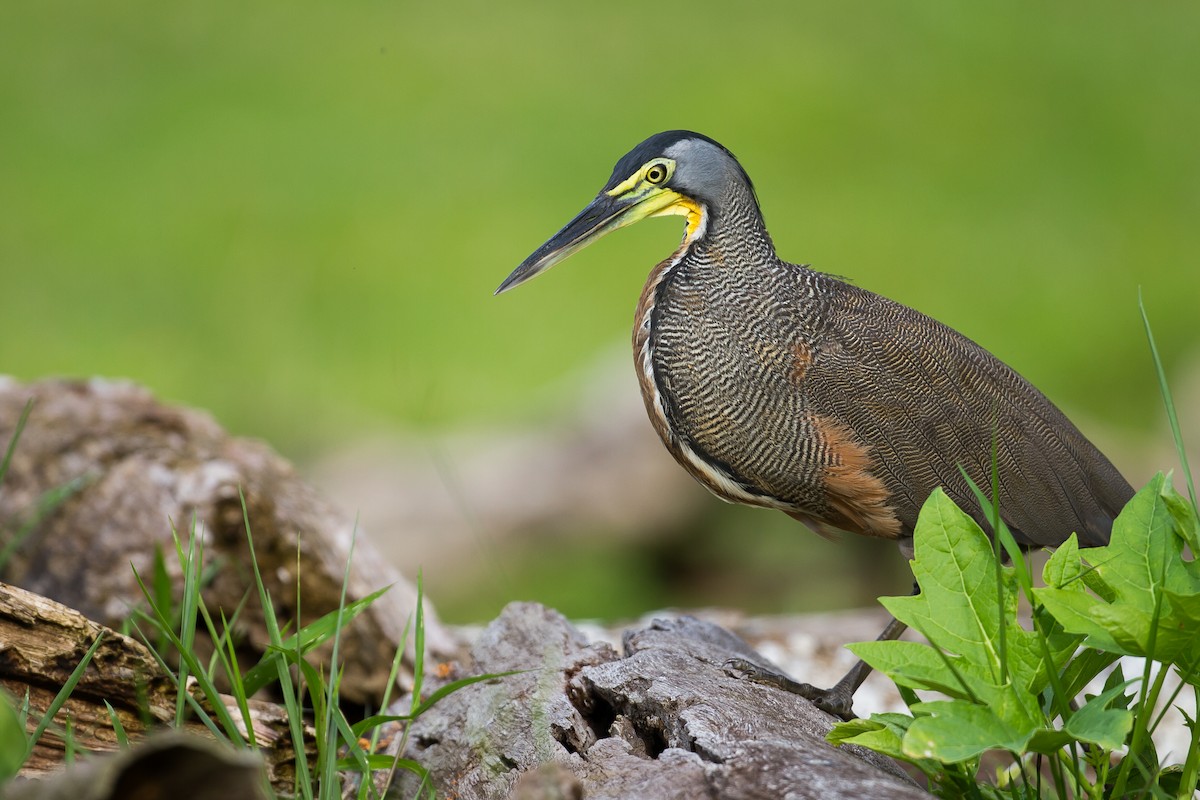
{"left": 392, "top": 603, "right": 930, "bottom": 800}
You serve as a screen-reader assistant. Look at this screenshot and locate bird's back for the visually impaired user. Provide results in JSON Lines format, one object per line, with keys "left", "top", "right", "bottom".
{"left": 641, "top": 250, "right": 1133, "bottom": 549}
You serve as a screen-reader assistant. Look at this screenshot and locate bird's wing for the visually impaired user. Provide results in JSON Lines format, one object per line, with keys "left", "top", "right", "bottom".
{"left": 801, "top": 277, "right": 1131, "bottom": 547}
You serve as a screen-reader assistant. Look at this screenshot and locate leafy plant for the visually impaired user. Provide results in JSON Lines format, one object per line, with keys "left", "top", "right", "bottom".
{"left": 829, "top": 476, "right": 1200, "bottom": 798}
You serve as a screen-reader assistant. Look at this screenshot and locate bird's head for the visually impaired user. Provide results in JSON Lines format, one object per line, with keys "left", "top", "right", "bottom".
{"left": 495, "top": 130, "right": 756, "bottom": 295}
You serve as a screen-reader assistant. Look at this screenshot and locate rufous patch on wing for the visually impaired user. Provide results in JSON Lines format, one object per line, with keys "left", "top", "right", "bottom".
{"left": 792, "top": 341, "right": 813, "bottom": 382}
{"left": 811, "top": 414, "right": 901, "bottom": 539}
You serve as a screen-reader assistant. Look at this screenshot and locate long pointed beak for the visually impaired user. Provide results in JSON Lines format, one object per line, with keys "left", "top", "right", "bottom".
{"left": 495, "top": 188, "right": 678, "bottom": 295}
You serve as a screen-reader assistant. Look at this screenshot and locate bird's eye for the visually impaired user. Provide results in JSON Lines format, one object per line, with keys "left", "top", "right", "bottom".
{"left": 645, "top": 164, "right": 668, "bottom": 184}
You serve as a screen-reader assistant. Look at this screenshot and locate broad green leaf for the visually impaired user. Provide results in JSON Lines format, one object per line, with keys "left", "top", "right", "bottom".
{"left": 828, "top": 713, "right": 951, "bottom": 777}
{"left": 1057, "top": 649, "right": 1121, "bottom": 701}
{"left": 1065, "top": 681, "right": 1135, "bottom": 750}
{"left": 1042, "top": 533, "right": 1082, "bottom": 588}
{"left": 1162, "top": 473, "right": 1200, "bottom": 552}
{"left": 905, "top": 700, "right": 1035, "bottom": 763}
{"left": 848, "top": 640, "right": 988, "bottom": 699}
{"left": 1025, "top": 728, "right": 1073, "bottom": 754}
{"left": 827, "top": 714, "right": 909, "bottom": 758}
{"left": 881, "top": 491, "right": 1015, "bottom": 687}
{"left": 1036, "top": 474, "right": 1200, "bottom": 667}
{"left": 879, "top": 490, "right": 1067, "bottom": 720}
{"left": 1164, "top": 588, "right": 1200, "bottom": 686}
{"left": 1156, "top": 765, "right": 1187, "bottom": 798}
{"left": 1108, "top": 477, "right": 1200, "bottom": 601}
{"left": 1036, "top": 586, "right": 1126, "bottom": 653}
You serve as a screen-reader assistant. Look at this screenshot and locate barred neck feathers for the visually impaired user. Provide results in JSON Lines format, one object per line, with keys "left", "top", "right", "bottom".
{"left": 699, "top": 177, "right": 777, "bottom": 265}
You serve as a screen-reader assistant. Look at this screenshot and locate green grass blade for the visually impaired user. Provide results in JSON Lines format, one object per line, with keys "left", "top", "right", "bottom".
{"left": 329, "top": 691, "right": 372, "bottom": 777}
{"left": 151, "top": 542, "right": 175, "bottom": 635}
{"left": 317, "top": 518, "right": 359, "bottom": 798}
{"left": 62, "top": 717, "right": 76, "bottom": 765}
{"left": 131, "top": 566, "right": 244, "bottom": 742}
{"left": 238, "top": 490, "right": 315, "bottom": 798}
{"left": 102, "top": 700, "right": 129, "bottom": 748}
{"left": 986, "top": 421, "right": 1009, "bottom": 688}
{"left": 25, "top": 632, "right": 104, "bottom": 761}
{"left": 338, "top": 754, "right": 426, "bottom": 772}
{"left": 0, "top": 474, "right": 89, "bottom": 569}
{"left": 217, "top": 606, "right": 256, "bottom": 748}
{"left": 166, "top": 519, "right": 196, "bottom": 726}
{"left": 411, "top": 670, "right": 522, "bottom": 719}
{"left": 0, "top": 399, "right": 33, "bottom": 487}
{"left": 351, "top": 670, "right": 522, "bottom": 738}
{"left": 240, "top": 585, "right": 392, "bottom": 697}
{"left": 1140, "top": 289, "right": 1196, "bottom": 510}
{"left": 411, "top": 571, "right": 425, "bottom": 714}
{"left": 1177, "top": 694, "right": 1200, "bottom": 798}
{"left": 357, "top": 618, "right": 414, "bottom": 800}
{"left": 958, "top": 468, "right": 1031, "bottom": 593}
{"left": 132, "top": 621, "right": 230, "bottom": 743}
{"left": 195, "top": 598, "right": 256, "bottom": 747}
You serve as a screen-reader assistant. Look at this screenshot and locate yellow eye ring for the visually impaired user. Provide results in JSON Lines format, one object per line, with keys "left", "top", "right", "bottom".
{"left": 645, "top": 164, "right": 668, "bottom": 184}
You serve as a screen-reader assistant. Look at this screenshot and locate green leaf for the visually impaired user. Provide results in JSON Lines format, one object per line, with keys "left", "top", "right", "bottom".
{"left": 905, "top": 700, "right": 1035, "bottom": 763}
{"left": 102, "top": 700, "right": 129, "bottom": 749}
{"left": 337, "top": 754, "right": 429, "bottom": 776}
{"left": 881, "top": 491, "right": 1013, "bottom": 685}
{"left": 151, "top": 543, "right": 174, "bottom": 624}
{"left": 1162, "top": 480, "right": 1200, "bottom": 552}
{"left": 1024, "top": 728, "right": 1073, "bottom": 754}
{"left": 827, "top": 714, "right": 911, "bottom": 759}
{"left": 1036, "top": 474, "right": 1200, "bottom": 668}
{"left": 0, "top": 691, "right": 27, "bottom": 779}
{"left": 1065, "top": 681, "right": 1135, "bottom": 750}
{"left": 1057, "top": 649, "right": 1121, "bottom": 702}
{"left": 1042, "top": 533, "right": 1082, "bottom": 588}
{"left": 848, "top": 640, "right": 989, "bottom": 699}
{"left": 879, "top": 490, "right": 1068, "bottom": 720}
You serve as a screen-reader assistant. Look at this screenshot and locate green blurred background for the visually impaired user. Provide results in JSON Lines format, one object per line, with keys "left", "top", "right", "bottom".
{"left": 2, "top": 2, "right": 1197, "bottom": 622}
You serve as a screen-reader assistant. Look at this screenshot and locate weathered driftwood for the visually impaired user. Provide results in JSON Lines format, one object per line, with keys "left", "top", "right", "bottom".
{"left": 0, "top": 581, "right": 307, "bottom": 791}
{"left": 390, "top": 603, "right": 931, "bottom": 800}
{"left": 0, "top": 377, "right": 452, "bottom": 705}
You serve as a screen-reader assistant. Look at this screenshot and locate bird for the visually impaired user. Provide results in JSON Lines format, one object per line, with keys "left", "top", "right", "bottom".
{"left": 495, "top": 130, "right": 1134, "bottom": 719}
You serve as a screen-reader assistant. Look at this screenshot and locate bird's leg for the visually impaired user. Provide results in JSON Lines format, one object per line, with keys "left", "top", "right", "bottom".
{"left": 724, "top": 582, "right": 917, "bottom": 721}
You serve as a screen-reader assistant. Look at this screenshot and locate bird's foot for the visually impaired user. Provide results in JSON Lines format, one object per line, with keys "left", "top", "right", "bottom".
{"left": 723, "top": 657, "right": 856, "bottom": 720}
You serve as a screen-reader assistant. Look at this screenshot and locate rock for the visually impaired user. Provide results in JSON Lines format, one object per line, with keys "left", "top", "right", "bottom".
{"left": 0, "top": 377, "right": 450, "bottom": 704}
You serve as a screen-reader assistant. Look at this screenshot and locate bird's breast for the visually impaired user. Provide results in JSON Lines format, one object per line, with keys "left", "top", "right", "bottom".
{"left": 632, "top": 250, "right": 901, "bottom": 539}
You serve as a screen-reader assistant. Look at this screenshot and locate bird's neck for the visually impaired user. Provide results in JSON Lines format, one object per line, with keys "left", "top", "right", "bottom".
{"left": 693, "top": 184, "right": 777, "bottom": 266}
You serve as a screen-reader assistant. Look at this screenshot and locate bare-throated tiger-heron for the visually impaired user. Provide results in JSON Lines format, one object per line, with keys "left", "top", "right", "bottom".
{"left": 495, "top": 130, "right": 1134, "bottom": 720}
